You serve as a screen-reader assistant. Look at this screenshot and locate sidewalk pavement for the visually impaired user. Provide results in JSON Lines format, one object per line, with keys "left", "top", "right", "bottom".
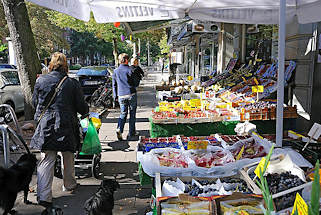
{"left": 6, "top": 70, "right": 160, "bottom": 215}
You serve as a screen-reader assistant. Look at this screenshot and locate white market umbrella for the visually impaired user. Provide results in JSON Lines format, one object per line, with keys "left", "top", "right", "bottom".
{"left": 28, "top": 0, "right": 321, "bottom": 147}
{"left": 27, "top": 0, "right": 321, "bottom": 24}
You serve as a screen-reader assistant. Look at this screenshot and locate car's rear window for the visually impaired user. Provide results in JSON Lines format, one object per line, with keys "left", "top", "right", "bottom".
{"left": 1, "top": 71, "right": 20, "bottom": 85}
{"left": 77, "top": 67, "right": 108, "bottom": 76}
{"left": 0, "top": 65, "right": 15, "bottom": 69}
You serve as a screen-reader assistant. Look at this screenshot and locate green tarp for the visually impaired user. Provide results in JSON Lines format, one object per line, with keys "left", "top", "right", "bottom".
{"left": 149, "top": 118, "right": 296, "bottom": 137}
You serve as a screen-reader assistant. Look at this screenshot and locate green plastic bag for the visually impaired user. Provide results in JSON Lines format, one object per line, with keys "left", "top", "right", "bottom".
{"left": 80, "top": 119, "right": 101, "bottom": 155}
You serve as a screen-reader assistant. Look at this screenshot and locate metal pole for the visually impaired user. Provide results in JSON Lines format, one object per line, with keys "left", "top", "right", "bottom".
{"left": 276, "top": 0, "right": 286, "bottom": 147}
{"left": 0, "top": 104, "right": 22, "bottom": 136}
{"left": 241, "top": 24, "right": 246, "bottom": 63}
{"left": 147, "top": 40, "right": 150, "bottom": 66}
{"left": 0, "top": 125, "right": 10, "bottom": 167}
{"left": 133, "top": 42, "right": 137, "bottom": 58}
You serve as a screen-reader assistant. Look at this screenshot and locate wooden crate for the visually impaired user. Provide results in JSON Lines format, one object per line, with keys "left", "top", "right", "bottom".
{"left": 240, "top": 154, "right": 312, "bottom": 212}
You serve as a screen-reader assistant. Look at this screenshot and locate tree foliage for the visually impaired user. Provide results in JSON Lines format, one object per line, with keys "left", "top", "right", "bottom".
{"left": 0, "top": 2, "right": 69, "bottom": 59}
{"left": 47, "top": 12, "right": 124, "bottom": 42}
{"left": 158, "top": 33, "right": 170, "bottom": 55}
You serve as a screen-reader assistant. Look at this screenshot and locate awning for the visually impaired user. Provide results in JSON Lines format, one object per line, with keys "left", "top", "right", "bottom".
{"left": 28, "top": 0, "right": 321, "bottom": 24}
{"left": 124, "top": 20, "right": 170, "bottom": 34}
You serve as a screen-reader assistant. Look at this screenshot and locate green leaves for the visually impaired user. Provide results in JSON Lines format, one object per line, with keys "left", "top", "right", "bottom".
{"left": 255, "top": 144, "right": 275, "bottom": 215}
{"left": 0, "top": 44, "right": 7, "bottom": 52}
{"left": 308, "top": 160, "right": 320, "bottom": 215}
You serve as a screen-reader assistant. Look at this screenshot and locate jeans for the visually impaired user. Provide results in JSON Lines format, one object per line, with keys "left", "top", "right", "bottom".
{"left": 117, "top": 93, "right": 137, "bottom": 136}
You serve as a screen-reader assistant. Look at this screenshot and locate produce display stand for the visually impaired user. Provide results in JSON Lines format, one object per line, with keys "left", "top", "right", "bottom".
{"left": 151, "top": 60, "right": 298, "bottom": 138}
{"left": 136, "top": 132, "right": 317, "bottom": 214}
{"left": 149, "top": 118, "right": 296, "bottom": 138}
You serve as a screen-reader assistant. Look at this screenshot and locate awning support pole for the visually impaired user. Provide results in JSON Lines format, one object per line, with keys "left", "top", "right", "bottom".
{"left": 276, "top": 0, "right": 286, "bottom": 147}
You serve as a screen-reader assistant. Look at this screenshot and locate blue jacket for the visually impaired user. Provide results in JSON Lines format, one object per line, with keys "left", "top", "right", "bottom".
{"left": 112, "top": 64, "right": 137, "bottom": 98}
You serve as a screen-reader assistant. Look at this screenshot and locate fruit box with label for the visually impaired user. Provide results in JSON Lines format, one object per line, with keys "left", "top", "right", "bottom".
{"left": 158, "top": 175, "right": 254, "bottom": 200}
{"left": 157, "top": 194, "right": 216, "bottom": 215}
{"left": 240, "top": 154, "right": 312, "bottom": 212}
{"left": 216, "top": 192, "right": 264, "bottom": 215}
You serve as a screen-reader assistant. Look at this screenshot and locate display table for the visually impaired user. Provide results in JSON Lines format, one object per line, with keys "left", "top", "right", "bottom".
{"left": 149, "top": 118, "right": 296, "bottom": 138}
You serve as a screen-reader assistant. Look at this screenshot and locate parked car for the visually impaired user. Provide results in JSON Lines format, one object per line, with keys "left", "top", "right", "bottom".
{"left": 0, "top": 64, "right": 16, "bottom": 69}
{"left": 0, "top": 69, "right": 24, "bottom": 112}
{"left": 76, "top": 66, "right": 110, "bottom": 99}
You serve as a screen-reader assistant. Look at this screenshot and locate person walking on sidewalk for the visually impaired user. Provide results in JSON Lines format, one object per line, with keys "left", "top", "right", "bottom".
{"left": 31, "top": 52, "right": 89, "bottom": 209}
{"left": 112, "top": 53, "right": 139, "bottom": 141}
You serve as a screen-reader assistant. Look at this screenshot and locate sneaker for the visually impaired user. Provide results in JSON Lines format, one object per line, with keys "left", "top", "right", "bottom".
{"left": 38, "top": 201, "right": 53, "bottom": 208}
{"left": 116, "top": 129, "right": 123, "bottom": 141}
{"left": 133, "top": 131, "right": 139, "bottom": 136}
{"left": 127, "top": 135, "right": 139, "bottom": 141}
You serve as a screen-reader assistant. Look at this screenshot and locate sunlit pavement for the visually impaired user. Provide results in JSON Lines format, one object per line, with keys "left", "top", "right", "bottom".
{"left": 9, "top": 69, "right": 162, "bottom": 215}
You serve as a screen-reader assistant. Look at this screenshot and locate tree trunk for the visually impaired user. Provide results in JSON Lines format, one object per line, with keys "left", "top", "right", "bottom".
{"left": 90, "top": 54, "right": 94, "bottom": 66}
{"left": 1, "top": 0, "right": 40, "bottom": 120}
{"left": 112, "top": 37, "right": 118, "bottom": 67}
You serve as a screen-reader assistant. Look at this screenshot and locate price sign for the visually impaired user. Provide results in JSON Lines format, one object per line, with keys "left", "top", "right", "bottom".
{"left": 254, "top": 157, "right": 270, "bottom": 178}
{"left": 187, "top": 76, "right": 193, "bottom": 81}
{"left": 236, "top": 145, "right": 245, "bottom": 160}
{"left": 252, "top": 85, "right": 264, "bottom": 93}
{"left": 188, "top": 140, "right": 208, "bottom": 150}
{"left": 252, "top": 132, "right": 264, "bottom": 140}
{"left": 291, "top": 193, "right": 308, "bottom": 215}
{"left": 254, "top": 78, "right": 259, "bottom": 85}
{"left": 241, "top": 76, "right": 246, "bottom": 82}
{"left": 239, "top": 211, "right": 250, "bottom": 215}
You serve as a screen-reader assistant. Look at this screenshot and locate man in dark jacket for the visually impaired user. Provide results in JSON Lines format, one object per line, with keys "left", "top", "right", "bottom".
{"left": 112, "top": 53, "right": 138, "bottom": 141}
{"left": 31, "top": 52, "right": 88, "bottom": 208}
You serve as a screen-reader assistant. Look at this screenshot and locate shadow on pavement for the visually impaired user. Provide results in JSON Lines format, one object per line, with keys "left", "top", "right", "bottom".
{"left": 101, "top": 161, "right": 139, "bottom": 181}
{"left": 107, "top": 141, "right": 131, "bottom": 150}
{"left": 101, "top": 117, "right": 150, "bottom": 123}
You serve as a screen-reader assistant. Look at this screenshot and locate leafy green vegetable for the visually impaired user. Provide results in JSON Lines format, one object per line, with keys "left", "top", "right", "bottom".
{"left": 256, "top": 144, "right": 275, "bottom": 215}
{"left": 308, "top": 160, "right": 320, "bottom": 215}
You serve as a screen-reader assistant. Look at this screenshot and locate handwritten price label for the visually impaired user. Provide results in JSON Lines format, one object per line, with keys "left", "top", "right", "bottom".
{"left": 254, "top": 157, "right": 270, "bottom": 178}
{"left": 291, "top": 193, "right": 307, "bottom": 215}
{"left": 239, "top": 211, "right": 250, "bottom": 215}
{"left": 187, "top": 76, "right": 193, "bottom": 81}
{"left": 188, "top": 140, "right": 208, "bottom": 150}
{"left": 252, "top": 85, "right": 264, "bottom": 93}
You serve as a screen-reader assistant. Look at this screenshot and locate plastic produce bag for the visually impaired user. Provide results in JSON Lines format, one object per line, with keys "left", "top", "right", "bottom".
{"left": 80, "top": 119, "right": 101, "bottom": 155}
{"left": 140, "top": 148, "right": 194, "bottom": 177}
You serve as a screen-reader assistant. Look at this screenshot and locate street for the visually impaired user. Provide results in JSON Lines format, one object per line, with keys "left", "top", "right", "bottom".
{"left": 9, "top": 70, "right": 162, "bottom": 215}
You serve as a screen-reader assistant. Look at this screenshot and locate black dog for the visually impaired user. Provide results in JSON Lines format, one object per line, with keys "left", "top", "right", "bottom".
{"left": 0, "top": 153, "right": 37, "bottom": 215}
{"left": 84, "top": 179, "right": 120, "bottom": 215}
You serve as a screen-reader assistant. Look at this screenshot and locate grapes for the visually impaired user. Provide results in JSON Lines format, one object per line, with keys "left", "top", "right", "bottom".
{"left": 181, "top": 178, "right": 252, "bottom": 197}
{"left": 265, "top": 171, "right": 305, "bottom": 211}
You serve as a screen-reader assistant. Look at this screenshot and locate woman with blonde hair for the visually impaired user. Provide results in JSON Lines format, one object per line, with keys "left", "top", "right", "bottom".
{"left": 31, "top": 52, "right": 88, "bottom": 210}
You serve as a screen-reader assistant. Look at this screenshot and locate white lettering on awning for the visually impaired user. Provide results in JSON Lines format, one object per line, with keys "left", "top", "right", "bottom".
{"left": 116, "top": 5, "right": 155, "bottom": 18}
{"left": 52, "top": 0, "right": 68, "bottom": 7}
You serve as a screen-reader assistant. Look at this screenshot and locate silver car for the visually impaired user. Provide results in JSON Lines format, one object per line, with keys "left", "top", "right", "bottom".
{"left": 0, "top": 69, "right": 24, "bottom": 112}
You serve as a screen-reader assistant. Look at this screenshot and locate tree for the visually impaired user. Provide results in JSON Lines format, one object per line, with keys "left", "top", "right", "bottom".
{"left": 1, "top": 0, "right": 40, "bottom": 119}
{"left": 47, "top": 12, "right": 125, "bottom": 65}
{"left": 0, "top": 42, "right": 8, "bottom": 62}
{"left": 158, "top": 33, "right": 170, "bottom": 55}
{"left": 26, "top": 3, "right": 69, "bottom": 59}
{"left": 0, "top": 3, "right": 69, "bottom": 60}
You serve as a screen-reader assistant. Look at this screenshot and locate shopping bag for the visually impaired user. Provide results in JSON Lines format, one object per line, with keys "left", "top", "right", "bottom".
{"left": 80, "top": 119, "right": 101, "bottom": 155}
